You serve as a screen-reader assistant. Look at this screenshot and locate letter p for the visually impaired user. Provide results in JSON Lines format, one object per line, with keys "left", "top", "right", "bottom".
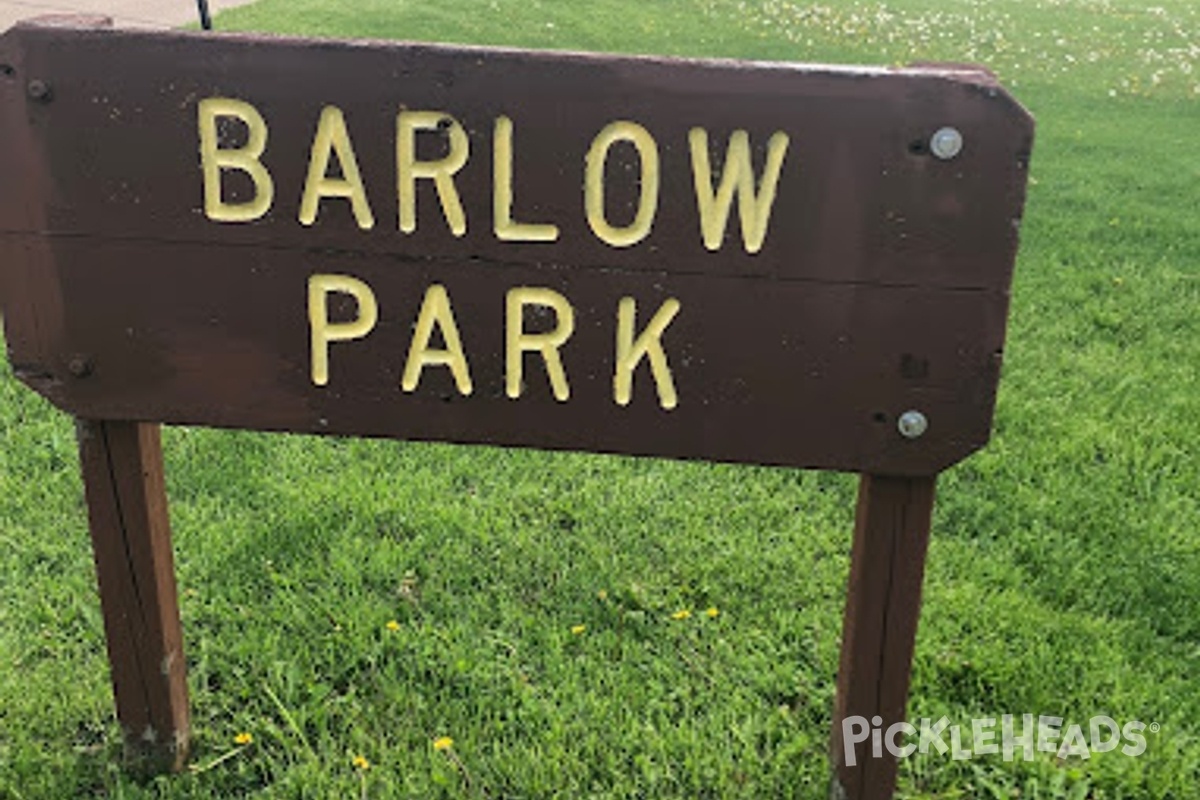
{"left": 841, "top": 715, "right": 870, "bottom": 768}
{"left": 308, "top": 273, "right": 378, "bottom": 386}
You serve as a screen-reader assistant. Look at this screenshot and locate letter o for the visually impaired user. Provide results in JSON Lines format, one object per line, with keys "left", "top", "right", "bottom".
{"left": 584, "top": 121, "right": 659, "bottom": 248}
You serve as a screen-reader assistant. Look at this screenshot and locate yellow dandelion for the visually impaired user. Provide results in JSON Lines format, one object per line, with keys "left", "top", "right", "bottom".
{"left": 352, "top": 755, "right": 370, "bottom": 770}
{"left": 233, "top": 732, "right": 253, "bottom": 746}
{"left": 385, "top": 619, "right": 401, "bottom": 631}
{"left": 433, "top": 736, "right": 454, "bottom": 751}
{"left": 705, "top": 607, "right": 720, "bottom": 619}
{"left": 596, "top": 589, "right": 608, "bottom": 601}
{"left": 671, "top": 609, "right": 692, "bottom": 621}
{"left": 570, "top": 624, "right": 587, "bottom": 635}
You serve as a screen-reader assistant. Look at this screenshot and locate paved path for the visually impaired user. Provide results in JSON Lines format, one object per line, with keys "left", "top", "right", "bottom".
{"left": 1, "top": 0, "right": 253, "bottom": 32}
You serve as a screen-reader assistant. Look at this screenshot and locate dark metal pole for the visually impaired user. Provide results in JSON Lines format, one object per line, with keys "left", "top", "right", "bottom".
{"left": 196, "top": 0, "right": 212, "bottom": 30}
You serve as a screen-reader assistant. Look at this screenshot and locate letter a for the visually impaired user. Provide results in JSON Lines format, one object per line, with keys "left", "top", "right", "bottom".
{"left": 402, "top": 284, "right": 473, "bottom": 395}
{"left": 299, "top": 105, "right": 375, "bottom": 229}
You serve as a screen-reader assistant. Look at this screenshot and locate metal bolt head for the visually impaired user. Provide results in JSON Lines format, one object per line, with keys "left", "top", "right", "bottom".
{"left": 27, "top": 79, "right": 52, "bottom": 102}
{"left": 67, "top": 355, "right": 92, "bottom": 378}
{"left": 897, "top": 410, "right": 929, "bottom": 439}
{"left": 930, "top": 127, "right": 963, "bottom": 160}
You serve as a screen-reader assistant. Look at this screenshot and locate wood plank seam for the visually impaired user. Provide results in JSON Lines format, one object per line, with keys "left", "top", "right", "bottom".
{"left": 100, "top": 421, "right": 159, "bottom": 736}
{"left": 80, "top": 419, "right": 189, "bottom": 771}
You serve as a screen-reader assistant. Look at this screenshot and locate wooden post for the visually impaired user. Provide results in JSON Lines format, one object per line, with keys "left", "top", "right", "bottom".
{"left": 831, "top": 473, "right": 937, "bottom": 799}
{"left": 77, "top": 419, "right": 190, "bottom": 773}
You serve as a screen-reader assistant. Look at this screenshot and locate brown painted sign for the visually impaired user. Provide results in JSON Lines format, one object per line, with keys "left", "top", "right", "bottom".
{"left": 0, "top": 19, "right": 1031, "bottom": 476}
{"left": 0, "top": 17, "right": 1033, "bottom": 799}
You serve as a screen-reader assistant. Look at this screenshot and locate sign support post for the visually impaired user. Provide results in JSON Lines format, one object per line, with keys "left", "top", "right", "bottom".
{"left": 831, "top": 474, "right": 937, "bottom": 798}
{"left": 77, "top": 418, "right": 190, "bottom": 773}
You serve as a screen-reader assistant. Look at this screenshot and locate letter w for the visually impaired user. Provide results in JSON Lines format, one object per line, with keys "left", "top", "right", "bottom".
{"left": 688, "top": 128, "right": 789, "bottom": 254}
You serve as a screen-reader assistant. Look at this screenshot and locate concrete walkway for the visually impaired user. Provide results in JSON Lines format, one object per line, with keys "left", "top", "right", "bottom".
{"left": 1, "top": 0, "right": 253, "bottom": 32}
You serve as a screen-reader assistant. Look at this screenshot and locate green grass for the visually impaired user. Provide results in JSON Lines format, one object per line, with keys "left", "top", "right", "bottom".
{"left": 3, "top": 0, "right": 1199, "bottom": 797}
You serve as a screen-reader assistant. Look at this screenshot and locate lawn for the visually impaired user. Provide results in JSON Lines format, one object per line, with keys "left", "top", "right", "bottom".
{"left": 1, "top": 0, "right": 1197, "bottom": 798}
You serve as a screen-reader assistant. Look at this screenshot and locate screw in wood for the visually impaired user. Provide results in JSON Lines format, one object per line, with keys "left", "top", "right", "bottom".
{"left": 27, "top": 79, "right": 52, "bottom": 102}
{"left": 930, "top": 127, "right": 963, "bottom": 160}
{"left": 897, "top": 410, "right": 929, "bottom": 439}
{"left": 68, "top": 355, "right": 93, "bottom": 378}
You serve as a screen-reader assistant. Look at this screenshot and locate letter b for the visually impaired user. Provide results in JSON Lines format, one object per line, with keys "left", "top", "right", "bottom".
{"left": 198, "top": 97, "right": 274, "bottom": 222}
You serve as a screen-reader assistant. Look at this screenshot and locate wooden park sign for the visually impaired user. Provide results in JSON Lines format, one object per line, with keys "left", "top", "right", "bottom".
{"left": 0, "top": 16, "right": 1033, "bottom": 798}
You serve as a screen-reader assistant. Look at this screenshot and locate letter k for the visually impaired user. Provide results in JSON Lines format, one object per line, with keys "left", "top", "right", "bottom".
{"left": 920, "top": 717, "right": 951, "bottom": 755}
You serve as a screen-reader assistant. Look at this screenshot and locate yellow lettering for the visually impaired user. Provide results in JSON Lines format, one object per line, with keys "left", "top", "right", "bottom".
{"left": 397, "top": 110, "right": 469, "bottom": 236}
{"left": 299, "top": 105, "right": 374, "bottom": 230}
{"left": 493, "top": 116, "right": 560, "bottom": 242}
{"left": 584, "top": 121, "right": 659, "bottom": 248}
{"left": 308, "top": 273, "right": 378, "bottom": 387}
{"left": 688, "top": 128, "right": 789, "bottom": 254}
{"left": 614, "top": 296, "right": 681, "bottom": 410}
{"left": 506, "top": 287, "right": 575, "bottom": 402}
{"left": 198, "top": 97, "right": 274, "bottom": 222}
{"left": 401, "top": 284, "right": 472, "bottom": 395}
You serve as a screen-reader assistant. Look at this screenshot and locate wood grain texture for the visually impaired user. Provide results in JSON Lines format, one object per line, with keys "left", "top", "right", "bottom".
{"left": 831, "top": 473, "right": 937, "bottom": 799}
{"left": 0, "top": 20, "right": 1034, "bottom": 788}
{"left": 77, "top": 419, "right": 190, "bottom": 773}
{"left": 0, "top": 21, "right": 1034, "bottom": 476}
